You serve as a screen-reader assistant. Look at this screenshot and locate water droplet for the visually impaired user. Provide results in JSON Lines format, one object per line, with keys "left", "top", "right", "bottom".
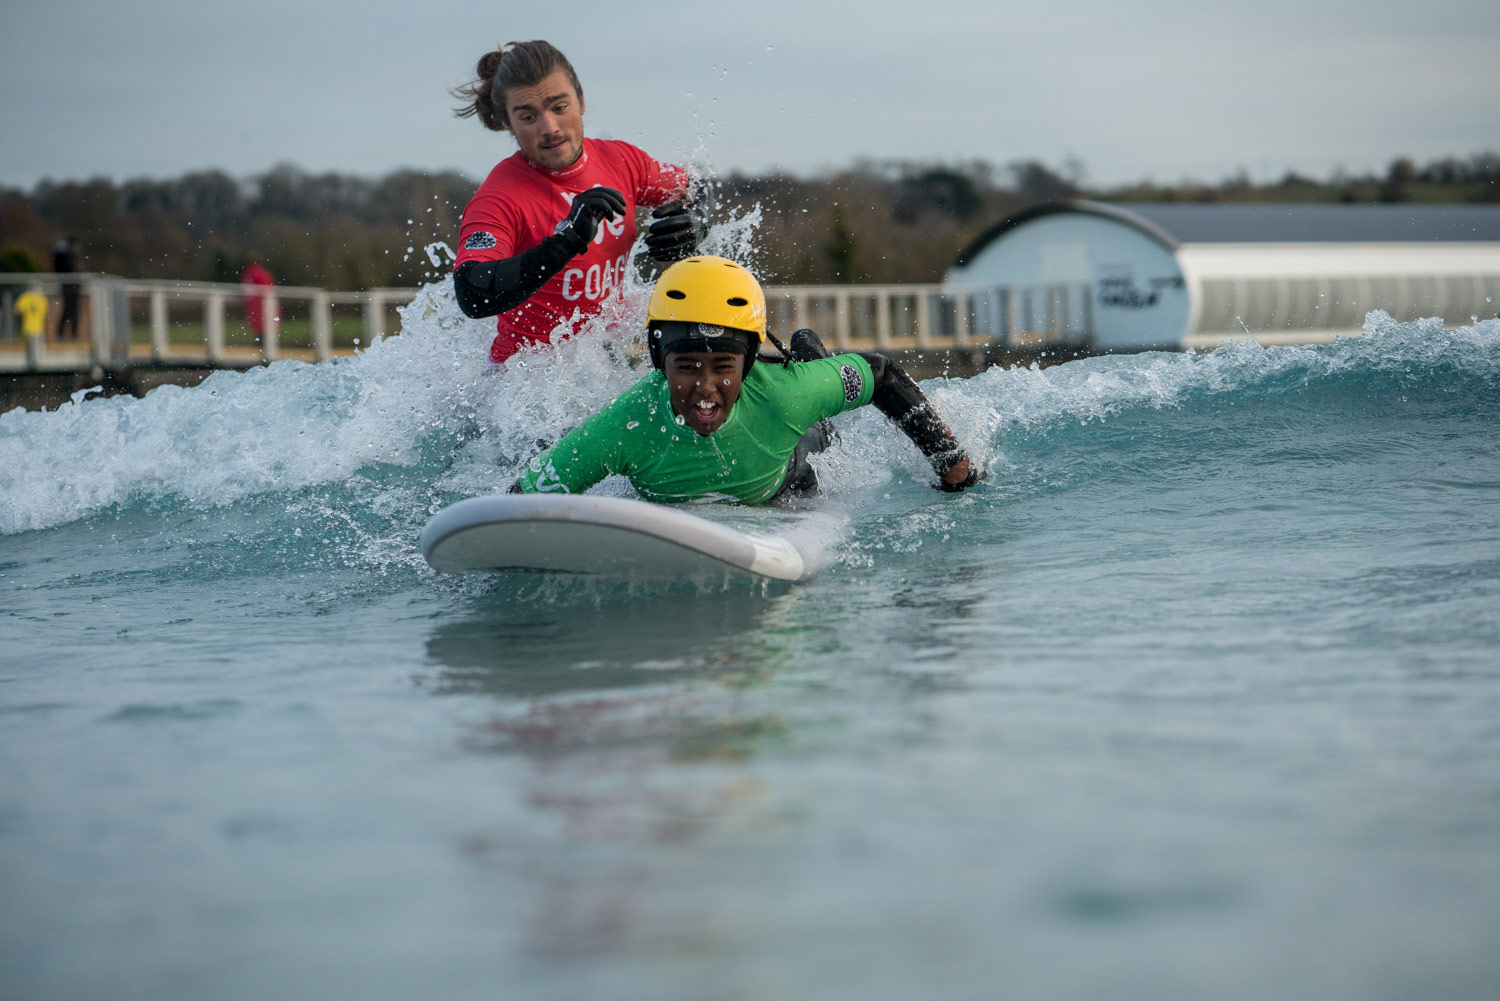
{"left": 626, "top": 421, "right": 639, "bottom": 430}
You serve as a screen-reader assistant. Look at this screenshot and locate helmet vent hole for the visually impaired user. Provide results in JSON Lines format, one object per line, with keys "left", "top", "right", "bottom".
{"left": 726, "top": 297, "right": 748, "bottom": 306}
{"left": 666, "top": 289, "right": 686, "bottom": 300}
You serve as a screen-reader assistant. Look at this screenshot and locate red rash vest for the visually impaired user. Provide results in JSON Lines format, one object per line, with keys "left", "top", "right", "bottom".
{"left": 454, "top": 138, "right": 690, "bottom": 364}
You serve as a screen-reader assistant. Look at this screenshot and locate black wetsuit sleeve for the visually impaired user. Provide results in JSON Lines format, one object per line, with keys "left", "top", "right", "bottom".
{"left": 858, "top": 352, "right": 970, "bottom": 478}
{"left": 452, "top": 231, "right": 586, "bottom": 319}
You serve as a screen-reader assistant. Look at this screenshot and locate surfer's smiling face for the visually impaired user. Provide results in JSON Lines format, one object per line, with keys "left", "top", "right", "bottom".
{"left": 665, "top": 351, "right": 744, "bottom": 436}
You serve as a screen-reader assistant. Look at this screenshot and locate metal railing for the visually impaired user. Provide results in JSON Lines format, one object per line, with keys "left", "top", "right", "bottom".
{"left": 765, "top": 282, "right": 1093, "bottom": 352}
{"left": 0, "top": 272, "right": 1095, "bottom": 374}
{"left": 0, "top": 273, "right": 418, "bottom": 373}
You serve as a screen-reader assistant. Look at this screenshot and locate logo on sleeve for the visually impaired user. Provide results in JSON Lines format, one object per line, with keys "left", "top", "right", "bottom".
{"left": 462, "top": 231, "right": 497, "bottom": 250}
{"left": 840, "top": 364, "right": 863, "bottom": 402}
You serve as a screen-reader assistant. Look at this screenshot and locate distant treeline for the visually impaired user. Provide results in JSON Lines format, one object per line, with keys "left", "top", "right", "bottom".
{"left": 2, "top": 153, "right": 1496, "bottom": 289}
{"left": 0, "top": 166, "right": 475, "bottom": 290}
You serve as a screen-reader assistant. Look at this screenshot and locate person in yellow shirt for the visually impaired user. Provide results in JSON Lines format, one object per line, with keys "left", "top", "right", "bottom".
{"left": 15, "top": 287, "right": 49, "bottom": 339}
{"left": 15, "top": 286, "right": 50, "bottom": 365}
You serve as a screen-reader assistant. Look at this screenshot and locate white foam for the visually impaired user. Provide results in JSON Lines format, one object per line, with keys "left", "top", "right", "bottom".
{"left": 0, "top": 208, "right": 770, "bottom": 537}
{"left": 3, "top": 215, "right": 1496, "bottom": 543}
{"left": 0, "top": 282, "right": 490, "bottom": 535}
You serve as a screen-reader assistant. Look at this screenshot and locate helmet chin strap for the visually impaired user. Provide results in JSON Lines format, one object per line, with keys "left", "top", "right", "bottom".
{"left": 762, "top": 329, "right": 796, "bottom": 367}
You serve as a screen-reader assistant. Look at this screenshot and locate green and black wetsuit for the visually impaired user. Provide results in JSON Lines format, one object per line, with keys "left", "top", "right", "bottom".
{"left": 515, "top": 353, "right": 875, "bottom": 504}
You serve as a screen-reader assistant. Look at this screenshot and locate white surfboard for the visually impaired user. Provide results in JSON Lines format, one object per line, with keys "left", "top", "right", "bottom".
{"left": 420, "top": 494, "right": 812, "bottom": 581}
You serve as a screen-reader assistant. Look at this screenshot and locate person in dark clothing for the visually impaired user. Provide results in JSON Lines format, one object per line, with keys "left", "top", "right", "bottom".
{"left": 52, "top": 237, "right": 80, "bottom": 340}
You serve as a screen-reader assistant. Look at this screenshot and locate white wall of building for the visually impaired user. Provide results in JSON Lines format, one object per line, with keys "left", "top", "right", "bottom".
{"left": 947, "top": 213, "right": 1189, "bottom": 350}
{"left": 949, "top": 208, "right": 1500, "bottom": 351}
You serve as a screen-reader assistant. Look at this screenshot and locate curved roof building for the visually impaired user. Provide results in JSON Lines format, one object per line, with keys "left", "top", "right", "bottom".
{"left": 945, "top": 201, "right": 1500, "bottom": 352}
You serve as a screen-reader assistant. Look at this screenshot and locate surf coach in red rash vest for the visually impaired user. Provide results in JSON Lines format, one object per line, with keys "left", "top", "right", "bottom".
{"left": 451, "top": 40, "right": 707, "bottom": 365}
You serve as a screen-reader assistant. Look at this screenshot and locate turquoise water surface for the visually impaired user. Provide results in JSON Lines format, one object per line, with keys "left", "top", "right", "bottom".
{"left": 2, "top": 283, "right": 1499, "bottom": 1000}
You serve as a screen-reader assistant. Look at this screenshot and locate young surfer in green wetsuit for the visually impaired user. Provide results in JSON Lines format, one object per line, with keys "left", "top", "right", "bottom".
{"left": 511, "top": 255, "right": 979, "bottom": 504}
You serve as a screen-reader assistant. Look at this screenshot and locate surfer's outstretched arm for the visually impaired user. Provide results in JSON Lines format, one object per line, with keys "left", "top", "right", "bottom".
{"left": 453, "top": 187, "right": 627, "bottom": 318}
{"left": 860, "top": 353, "right": 980, "bottom": 492}
{"left": 786, "top": 329, "right": 978, "bottom": 492}
{"left": 453, "top": 241, "right": 578, "bottom": 318}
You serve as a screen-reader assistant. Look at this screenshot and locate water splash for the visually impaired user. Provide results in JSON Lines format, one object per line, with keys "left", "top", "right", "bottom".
{"left": 3, "top": 232, "right": 1497, "bottom": 553}
{"left": 0, "top": 204, "right": 771, "bottom": 537}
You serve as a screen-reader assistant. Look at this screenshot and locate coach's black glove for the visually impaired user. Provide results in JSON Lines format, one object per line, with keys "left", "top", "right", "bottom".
{"left": 554, "top": 186, "right": 626, "bottom": 253}
{"left": 644, "top": 201, "right": 704, "bottom": 262}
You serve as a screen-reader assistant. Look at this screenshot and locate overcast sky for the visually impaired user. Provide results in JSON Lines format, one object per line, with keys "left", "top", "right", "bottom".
{"left": 2, "top": 0, "right": 1497, "bottom": 190}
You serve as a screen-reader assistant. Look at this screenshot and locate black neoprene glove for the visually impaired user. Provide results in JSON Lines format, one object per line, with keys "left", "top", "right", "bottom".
{"left": 936, "top": 462, "right": 983, "bottom": 493}
{"left": 556, "top": 186, "right": 627, "bottom": 253}
{"left": 644, "top": 201, "right": 703, "bottom": 262}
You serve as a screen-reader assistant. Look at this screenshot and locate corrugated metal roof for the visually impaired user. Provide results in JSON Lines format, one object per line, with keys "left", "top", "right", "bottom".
{"left": 1101, "top": 202, "right": 1500, "bottom": 243}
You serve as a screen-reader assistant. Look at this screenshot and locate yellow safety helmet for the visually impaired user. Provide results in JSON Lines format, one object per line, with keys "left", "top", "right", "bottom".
{"left": 645, "top": 256, "right": 768, "bottom": 370}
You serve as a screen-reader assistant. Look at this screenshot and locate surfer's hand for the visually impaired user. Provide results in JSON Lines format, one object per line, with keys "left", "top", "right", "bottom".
{"left": 645, "top": 202, "right": 701, "bottom": 262}
{"left": 556, "top": 186, "right": 627, "bottom": 253}
{"left": 936, "top": 456, "right": 981, "bottom": 493}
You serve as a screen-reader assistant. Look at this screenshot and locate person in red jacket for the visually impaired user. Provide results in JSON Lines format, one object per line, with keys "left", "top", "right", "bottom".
{"left": 240, "top": 257, "right": 276, "bottom": 339}
{"left": 451, "top": 40, "right": 705, "bottom": 365}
